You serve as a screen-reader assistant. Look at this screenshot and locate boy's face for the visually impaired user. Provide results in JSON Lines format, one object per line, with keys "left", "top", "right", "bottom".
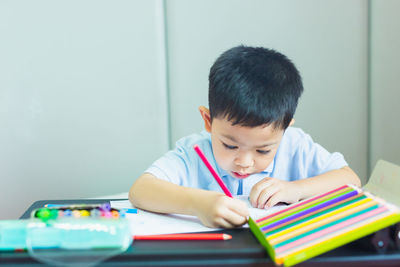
{"left": 199, "top": 106, "right": 288, "bottom": 179}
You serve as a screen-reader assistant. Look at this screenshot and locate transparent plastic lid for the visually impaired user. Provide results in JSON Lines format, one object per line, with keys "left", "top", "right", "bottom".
{"left": 26, "top": 218, "right": 132, "bottom": 267}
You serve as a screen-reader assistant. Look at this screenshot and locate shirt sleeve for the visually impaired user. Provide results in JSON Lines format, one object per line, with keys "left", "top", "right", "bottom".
{"left": 144, "top": 142, "right": 191, "bottom": 187}
{"left": 296, "top": 130, "right": 348, "bottom": 177}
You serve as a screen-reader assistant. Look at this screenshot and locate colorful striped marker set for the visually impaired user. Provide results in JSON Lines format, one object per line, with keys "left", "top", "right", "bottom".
{"left": 248, "top": 184, "right": 400, "bottom": 267}
{"left": 32, "top": 203, "right": 127, "bottom": 221}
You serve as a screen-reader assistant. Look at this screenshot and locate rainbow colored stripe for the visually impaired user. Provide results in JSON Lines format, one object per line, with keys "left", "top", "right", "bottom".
{"left": 248, "top": 185, "right": 400, "bottom": 267}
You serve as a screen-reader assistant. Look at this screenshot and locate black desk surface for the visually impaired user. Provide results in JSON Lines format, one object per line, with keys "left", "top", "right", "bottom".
{"left": 1, "top": 199, "right": 400, "bottom": 267}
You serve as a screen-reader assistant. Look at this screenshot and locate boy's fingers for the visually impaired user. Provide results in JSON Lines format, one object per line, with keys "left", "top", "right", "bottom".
{"left": 224, "top": 209, "right": 248, "bottom": 226}
{"left": 215, "top": 217, "right": 237, "bottom": 228}
{"left": 257, "top": 186, "right": 279, "bottom": 209}
{"left": 266, "top": 192, "right": 282, "bottom": 208}
{"left": 249, "top": 178, "right": 274, "bottom": 207}
{"left": 231, "top": 199, "right": 250, "bottom": 217}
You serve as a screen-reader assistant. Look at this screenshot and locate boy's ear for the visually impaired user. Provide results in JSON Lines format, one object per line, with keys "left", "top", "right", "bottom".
{"left": 289, "top": 118, "right": 295, "bottom": 126}
{"left": 198, "top": 106, "right": 212, "bottom": 133}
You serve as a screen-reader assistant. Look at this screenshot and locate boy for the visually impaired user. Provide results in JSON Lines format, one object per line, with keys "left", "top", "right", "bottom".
{"left": 129, "top": 45, "right": 361, "bottom": 228}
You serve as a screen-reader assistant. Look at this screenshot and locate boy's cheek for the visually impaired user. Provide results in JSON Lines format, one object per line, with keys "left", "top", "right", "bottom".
{"left": 213, "top": 149, "right": 232, "bottom": 169}
{"left": 216, "top": 158, "right": 231, "bottom": 172}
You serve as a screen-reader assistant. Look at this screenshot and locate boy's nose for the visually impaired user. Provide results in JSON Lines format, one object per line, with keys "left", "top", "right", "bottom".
{"left": 234, "top": 153, "right": 254, "bottom": 168}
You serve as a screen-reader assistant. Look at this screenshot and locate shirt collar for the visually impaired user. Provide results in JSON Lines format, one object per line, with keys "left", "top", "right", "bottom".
{"left": 263, "top": 159, "right": 275, "bottom": 173}
{"left": 216, "top": 163, "right": 230, "bottom": 178}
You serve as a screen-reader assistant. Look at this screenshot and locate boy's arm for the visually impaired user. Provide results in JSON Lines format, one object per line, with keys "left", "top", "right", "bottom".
{"left": 129, "top": 173, "right": 249, "bottom": 228}
{"left": 293, "top": 166, "right": 361, "bottom": 200}
{"left": 250, "top": 166, "right": 361, "bottom": 209}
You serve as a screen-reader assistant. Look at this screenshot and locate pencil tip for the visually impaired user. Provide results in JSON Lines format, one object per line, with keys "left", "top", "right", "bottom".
{"left": 223, "top": 234, "right": 232, "bottom": 240}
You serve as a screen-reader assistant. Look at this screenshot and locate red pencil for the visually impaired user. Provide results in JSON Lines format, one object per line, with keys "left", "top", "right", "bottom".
{"left": 193, "top": 145, "right": 233, "bottom": 197}
{"left": 134, "top": 233, "right": 232, "bottom": 240}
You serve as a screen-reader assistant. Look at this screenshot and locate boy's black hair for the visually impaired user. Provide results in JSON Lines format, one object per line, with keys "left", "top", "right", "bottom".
{"left": 208, "top": 45, "right": 303, "bottom": 129}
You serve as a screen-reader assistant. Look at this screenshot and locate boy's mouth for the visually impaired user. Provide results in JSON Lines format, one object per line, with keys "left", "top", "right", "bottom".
{"left": 231, "top": 171, "right": 250, "bottom": 179}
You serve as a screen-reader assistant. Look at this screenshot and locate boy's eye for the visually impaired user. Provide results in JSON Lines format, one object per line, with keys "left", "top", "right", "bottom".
{"left": 222, "top": 142, "right": 237, "bottom": 150}
{"left": 257, "top": 150, "right": 271, "bottom": 155}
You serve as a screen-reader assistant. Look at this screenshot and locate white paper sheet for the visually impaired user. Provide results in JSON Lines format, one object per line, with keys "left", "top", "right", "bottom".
{"left": 110, "top": 196, "right": 286, "bottom": 235}
{"left": 363, "top": 160, "right": 400, "bottom": 207}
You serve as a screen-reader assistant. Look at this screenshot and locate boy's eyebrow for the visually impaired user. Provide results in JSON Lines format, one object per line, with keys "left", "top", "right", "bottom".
{"left": 255, "top": 142, "right": 277, "bottom": 148}
{"left": 221, "top": 134, "right": 277, "bottom": 148}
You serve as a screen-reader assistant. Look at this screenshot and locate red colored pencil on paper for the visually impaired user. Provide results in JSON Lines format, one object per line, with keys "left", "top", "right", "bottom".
{"left": 193, "top": 144, "right": 233, "bottom": 197}
{"left": 134, "top": 233, "right": 232, "bottom": 240}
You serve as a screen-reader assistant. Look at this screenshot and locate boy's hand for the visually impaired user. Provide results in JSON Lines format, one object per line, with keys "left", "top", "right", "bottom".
{"left": 193, "top": 191, "right": 249, "bottom": 228}
{"left": 249, "top": 177, "right": 301, "bottom": 209}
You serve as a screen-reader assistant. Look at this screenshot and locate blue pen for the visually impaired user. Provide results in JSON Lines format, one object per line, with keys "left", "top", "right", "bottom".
{"left": 120, "top": 208, "right": 138, "bottom": 214}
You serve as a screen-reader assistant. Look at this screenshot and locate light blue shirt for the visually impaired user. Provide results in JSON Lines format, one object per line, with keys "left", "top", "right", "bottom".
{"left": 145, "top": 127, "right": 347, "bottom": 196}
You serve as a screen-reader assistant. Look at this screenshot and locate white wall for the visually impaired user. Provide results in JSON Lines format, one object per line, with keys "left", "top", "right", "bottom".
{"left": 1, "top": 0, "right": 398, "bottom": 220}
{"left": 166, "top": 0, "right": 368, "bottom": 182}
{"left": 370, "top": 0, "right": 400, "bottom": 172}
{"left": 0, "top": 0, "right": 169, "bottom": 219}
